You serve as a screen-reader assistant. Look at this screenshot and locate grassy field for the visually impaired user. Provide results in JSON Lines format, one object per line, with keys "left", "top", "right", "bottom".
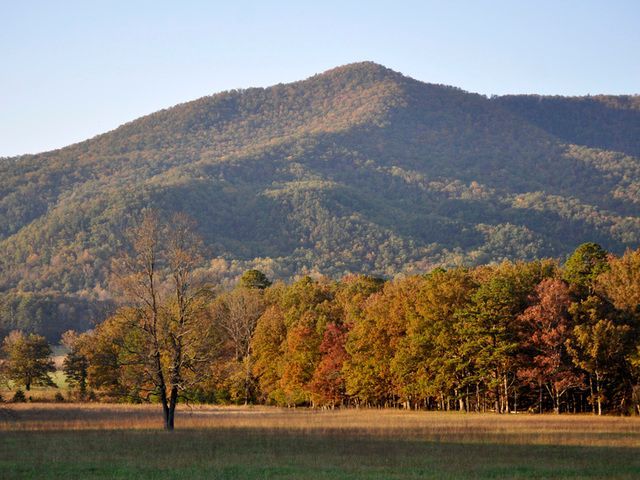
{"left": 1, "top": 404, "right": 640, "bottom": 479}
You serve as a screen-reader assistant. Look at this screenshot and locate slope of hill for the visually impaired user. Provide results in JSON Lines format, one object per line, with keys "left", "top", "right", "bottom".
{"left": 1, "top": 62, "right": 639, "bottom": 339}
{"left": 494, "top": 94, "right": 640, "bottom": 158}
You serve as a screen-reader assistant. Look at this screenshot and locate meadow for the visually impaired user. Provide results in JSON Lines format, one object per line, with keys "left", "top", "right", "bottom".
{"left": 2, "top": 404, "right": 640, "bottom": 479}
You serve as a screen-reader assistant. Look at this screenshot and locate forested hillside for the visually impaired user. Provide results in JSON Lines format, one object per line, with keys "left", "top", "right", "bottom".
{"left": 1, "top": 62, "right": 639, "bottom": 338}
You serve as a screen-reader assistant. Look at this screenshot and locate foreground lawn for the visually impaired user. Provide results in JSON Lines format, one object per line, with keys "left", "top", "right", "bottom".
{"left": 1, "top": 405, "right": 640, "bottom": 479}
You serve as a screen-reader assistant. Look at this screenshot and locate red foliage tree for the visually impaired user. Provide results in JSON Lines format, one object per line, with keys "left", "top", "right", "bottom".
{"left": 517, "top": 278, "right": 583, "bottom": 413}
{"left": 309, "top": 322, "right": 349, "bottom": 407}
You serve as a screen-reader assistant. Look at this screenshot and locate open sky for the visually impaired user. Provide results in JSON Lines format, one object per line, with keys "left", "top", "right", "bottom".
{"left": 1, "top": 0, "right": 639, "bottom": 157}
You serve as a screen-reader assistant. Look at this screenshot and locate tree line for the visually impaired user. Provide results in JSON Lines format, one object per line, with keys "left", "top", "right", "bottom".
{"left": 1, "top": 213, "right": 639, "bottom": 429}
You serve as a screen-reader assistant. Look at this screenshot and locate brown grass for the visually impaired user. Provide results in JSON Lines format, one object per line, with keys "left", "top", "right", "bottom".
{"left": 2, "top": 403, "right": 640, "bottom": 448}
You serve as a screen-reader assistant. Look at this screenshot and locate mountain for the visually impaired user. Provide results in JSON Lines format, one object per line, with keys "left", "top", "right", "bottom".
{"left": 1, "top": 62, "right": 639, "bottom": 339}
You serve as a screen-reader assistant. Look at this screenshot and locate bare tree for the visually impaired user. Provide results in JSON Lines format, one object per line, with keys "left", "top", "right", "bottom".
{"left": 213, "top": 287, "right": 265, "bottom": 403}
{"left": 112, "top": 211, "right": 214, "bottom": 430}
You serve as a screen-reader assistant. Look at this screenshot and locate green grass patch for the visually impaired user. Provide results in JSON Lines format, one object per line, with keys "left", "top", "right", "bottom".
{"left": 2, "top": 428, "right": 640, "bottom": 479}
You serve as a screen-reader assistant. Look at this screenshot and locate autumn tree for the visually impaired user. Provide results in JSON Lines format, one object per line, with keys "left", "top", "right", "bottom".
{"left": 596, "top": 247, "right": 640, "bottom": 316}
{"left": 110, "top": 211, "right": 215, "bottom": 430}
{"left": 80, "top": 311, "right": 150, "bottom": 400}
{"left": 517, "top": 278, "right": 582, "bottom": 413}
{"left": 277, "top": 278, "right": 337, "bottom": 406}
{"left": 344, "top": 278, "right": 417, "bottom": 407}
{"left": 309, "top": 322, "right": 349, "bottom": 407}
{"left": 1, "top": 330, "right": 55, "bottom": 391}
{"left": 392, "top": 268, "right": 476, "bottom": 411}
{"left": 251, "top": 305, "right": 287, "bottom": 403}
{"left": 279, "top": 316, "right": 322, "bottom": 406}
{"left": 567, "top": 296, "right": 632, "bottom": 415}
{"left": 309, "top": 275, "right": 383, "bottom": 407}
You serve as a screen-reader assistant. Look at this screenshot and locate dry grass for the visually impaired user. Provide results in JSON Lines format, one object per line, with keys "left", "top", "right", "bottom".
{"left": 2, "top": 403, "right": 640, "bottom": 447}
{"left": 2, "top": 404, "right": 640, "bottom": 479}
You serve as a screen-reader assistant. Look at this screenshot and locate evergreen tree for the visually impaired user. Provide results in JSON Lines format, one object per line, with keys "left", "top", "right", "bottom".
{"left": 239, "top": 270, "right": 272, "bottom": 290}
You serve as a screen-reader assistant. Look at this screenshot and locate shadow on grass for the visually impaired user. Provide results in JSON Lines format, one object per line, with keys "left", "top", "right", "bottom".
{"left": 1, "top": 428, "right": 640, "bottom": 479}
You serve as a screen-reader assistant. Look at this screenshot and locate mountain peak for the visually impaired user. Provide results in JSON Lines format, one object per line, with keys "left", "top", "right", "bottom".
{"left": 320, "top": 61, "right": 399, "bottom": 75}
{"left": 311, "top": 61, "right": 406, "bottom": 85}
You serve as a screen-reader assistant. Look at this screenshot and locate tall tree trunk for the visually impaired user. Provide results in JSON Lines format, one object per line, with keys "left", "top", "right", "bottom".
{"left": 465, "top": 385, "right": 469, "bottom": 413}
{"left": 160, "top": 388, "right": 171, "bottom": 430}
{"left": 153, "top": 348, "right": 171, "bottom": 431}
{"left": 539, "top": 381, "right": 543, "bottom": 414}
{"left": 244, "top": 353, "right": 252, "bottom": 405}
{"left": 503, "top": 375, "right": 509, "bottom": 414}
{"left": 595, "top": 371, "right": 602, "bottom": 416}
{"left": 166, "top": 386, "right": 178, "bottom": 431}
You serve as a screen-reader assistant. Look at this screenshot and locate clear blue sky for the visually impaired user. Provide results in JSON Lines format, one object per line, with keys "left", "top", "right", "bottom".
{"left": 1, "top": 0, "right": 639, "bottom": 157}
